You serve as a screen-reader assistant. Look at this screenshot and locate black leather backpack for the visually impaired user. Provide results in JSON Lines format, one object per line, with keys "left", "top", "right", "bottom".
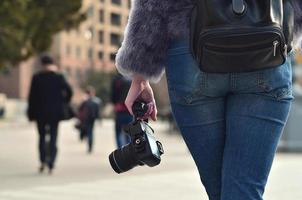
{"left": 190, "top": 0, "right": 295, "bottom": 73}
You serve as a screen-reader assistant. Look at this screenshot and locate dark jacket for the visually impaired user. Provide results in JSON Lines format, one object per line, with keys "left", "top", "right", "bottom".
{"left": 27, "top": 71, "right": 72, "bottom": 122}
{"left": 116, "top": 0, "right": 302, "bottom": 82}
{"left": 111, "top": 74, "right": 131, "bottom": 113}
{"left": 77, "top": 97, "right": 101, "bottom": 124}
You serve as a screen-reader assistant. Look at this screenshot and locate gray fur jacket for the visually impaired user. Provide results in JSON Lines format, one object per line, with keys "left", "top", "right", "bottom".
{"left": 116, "top": 0, "right": 302, "bottom": 82}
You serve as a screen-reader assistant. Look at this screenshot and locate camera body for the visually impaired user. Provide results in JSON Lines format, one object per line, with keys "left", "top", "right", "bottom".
{"left": 109, "top": 102, "right": 164, "bottom": 174}
{"left": 125, "top": 120, "right": 163, "bottom": 166}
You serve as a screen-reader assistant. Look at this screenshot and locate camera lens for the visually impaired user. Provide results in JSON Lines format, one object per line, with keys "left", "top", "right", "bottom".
{"left": 109, "top": 144, "right": 139, "bottom": 174}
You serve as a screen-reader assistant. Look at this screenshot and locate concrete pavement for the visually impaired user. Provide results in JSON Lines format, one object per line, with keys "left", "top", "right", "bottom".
{"left": 0, "top": 119, "right": 301, "bottom": 200}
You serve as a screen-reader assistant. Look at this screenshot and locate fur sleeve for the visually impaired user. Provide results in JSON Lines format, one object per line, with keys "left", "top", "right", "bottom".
{"left": 292, "top": 0, "right": 302, "bottom": 44}
{"left": 115, "top": 0, "right": 169, "bottom": 82}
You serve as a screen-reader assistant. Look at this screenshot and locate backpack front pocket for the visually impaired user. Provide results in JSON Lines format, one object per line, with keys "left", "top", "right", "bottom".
{"left": 195, "top": 27, "right": 287, "bottom": 73}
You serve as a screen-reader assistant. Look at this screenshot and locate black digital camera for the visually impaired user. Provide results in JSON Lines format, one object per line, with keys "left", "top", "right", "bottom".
{"left": 109, "top": 102, "right": 164, "bottom": 174}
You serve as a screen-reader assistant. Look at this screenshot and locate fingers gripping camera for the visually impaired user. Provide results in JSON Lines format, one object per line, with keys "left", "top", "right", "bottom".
{"left": 109, "top": 102, "right": 164, "bottom": 174}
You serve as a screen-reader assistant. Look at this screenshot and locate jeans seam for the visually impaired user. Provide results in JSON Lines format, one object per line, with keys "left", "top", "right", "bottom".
{"left": 257, "top": 72, "right": 271, "bottom": 92}
{"left": 230, "top": 73, "right": 236, "bottom": 91}
{"left": 257, "top": 72, "right": 264, "bottom": 86}
{"left": 202, "top": 73, "right": 208, "bottom": 89}
{"left": 176, "top": 118, "right": 225, "bottom": 127}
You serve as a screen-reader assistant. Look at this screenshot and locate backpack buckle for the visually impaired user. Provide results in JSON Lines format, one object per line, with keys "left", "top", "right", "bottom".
{"left": 232, "top": 0, "right": 246, "bottom": 15}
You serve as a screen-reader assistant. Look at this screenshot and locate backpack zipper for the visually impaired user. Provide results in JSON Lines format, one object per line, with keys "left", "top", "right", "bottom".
{"left": 273, "top": 40, "right": 279, "bottom": 57}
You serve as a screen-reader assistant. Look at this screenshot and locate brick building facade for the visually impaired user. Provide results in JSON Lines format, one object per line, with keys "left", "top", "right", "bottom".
{"left": 0, "top": 0, "right": 130, "bottom": 102}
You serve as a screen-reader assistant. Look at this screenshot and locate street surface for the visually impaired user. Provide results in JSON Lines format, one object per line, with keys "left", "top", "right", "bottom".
{"left": 0, "top": 119, "right": 301, "bottom": 200}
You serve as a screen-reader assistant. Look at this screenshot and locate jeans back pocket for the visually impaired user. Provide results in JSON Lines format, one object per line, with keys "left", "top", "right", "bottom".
{"left": 257, "top": 59, "right": 293, "bottom": 101}
{"left": 166, "top": 42, "right": 205, "bottom": 105}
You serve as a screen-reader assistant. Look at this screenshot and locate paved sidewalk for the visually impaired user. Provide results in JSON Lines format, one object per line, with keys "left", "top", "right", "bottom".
{"left": 0, "top": 120, "right": 301, "bottom": 200}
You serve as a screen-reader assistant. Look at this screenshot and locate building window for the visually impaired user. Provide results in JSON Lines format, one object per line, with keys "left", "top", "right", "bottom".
{"left": 66, "top": 44, "right": 71, "bottom": 56}
{"left": 87, "top": 6, "right": 94, "bottom": 18}
{"left": 110, "top": 53, "right": 116, "bottom": 62}
{"left": 89, "top": 27, "right": 94, "bottom": 39}
{"left": 65, "top": 66, "right": 71, "bottom": 77}
{"left": 99, "top": 31, "right": 104, "bottom": 44}
{"left": 99, "top": 10, "right": 104, "bottom": 23}
{"left": 110, "top": 33, "right": 121, "bottom": 46}
{"left": 88, "top": 48, "right": 93, "bottom": 58}
{"left": 111, "top": 13, "right": 121, "bottom": 26}
{"left": 76, "top": 69, "right": 82, "bottom": 81}
{"left": 98, "top": 51, "right": 104, "bottom": 59}
{"left": 111, "top": 0, "right": 121, "bottom": 6}
{"left": 76, "top": 46, "right": 81, "bottom": 58}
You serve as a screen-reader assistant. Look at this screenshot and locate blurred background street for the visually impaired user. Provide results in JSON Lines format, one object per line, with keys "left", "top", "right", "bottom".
{"left": 0, "top": 119, "right": 301, "bottom": 200}
{"left": 1, "top": 0, "right": 302, "bottom": 200}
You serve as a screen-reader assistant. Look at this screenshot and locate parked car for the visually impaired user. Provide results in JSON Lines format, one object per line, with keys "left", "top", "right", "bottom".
{"left": 0, "top": 93, "right": 6, "bottom": 118}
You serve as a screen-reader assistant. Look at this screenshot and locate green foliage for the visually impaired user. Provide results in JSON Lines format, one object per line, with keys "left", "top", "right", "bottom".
{"left": 0, "top": 0, "right": 85, "bottom": 68}
{"left": 84, "top": 71, "right": 117, "bottom": 105}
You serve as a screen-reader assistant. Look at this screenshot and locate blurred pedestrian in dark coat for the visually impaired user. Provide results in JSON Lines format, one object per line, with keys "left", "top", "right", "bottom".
{"left": 76, "top": 86, "right": 101, "bottom": 153}
{"left": 27, "top": 55, "right": 73, "bottom": 174}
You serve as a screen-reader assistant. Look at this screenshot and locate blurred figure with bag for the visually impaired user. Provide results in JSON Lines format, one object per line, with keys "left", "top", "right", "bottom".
{"left": 76, "top": 86, "right": 101, "bottom": 153}
{"left": 111, "top": 74, "right": 133, "bottom": 148}
{"left": 27, "top": 55, "right": 73, "bottom": 174}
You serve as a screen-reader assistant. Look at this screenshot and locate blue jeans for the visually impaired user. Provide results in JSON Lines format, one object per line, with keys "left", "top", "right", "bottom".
{"left": 86, "top": 121, "right": 95, "bottom": 153}
{"left": 165, "top": 40, "right": 293, "bottom": 200}
{"left": 115, "top": 112, "right": 133, "bottom": 148}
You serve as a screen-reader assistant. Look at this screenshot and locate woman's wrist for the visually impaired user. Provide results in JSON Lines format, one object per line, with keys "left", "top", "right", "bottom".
{"left": 132, "top": 74, "right": 149, "bottom": 85}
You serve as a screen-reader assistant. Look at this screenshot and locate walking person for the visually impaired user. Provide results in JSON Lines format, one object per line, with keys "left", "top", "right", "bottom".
{"left": 27, "top": 55, "right": 72, "bottom": 174}
{"left": 115, "top": 1, "right": 302, "bottom": 199}
{"left": 76, "top": 86, "right": 101, "bottom": 153}
{"left": 111, "top": 73, "right": 133, "bottom": 148}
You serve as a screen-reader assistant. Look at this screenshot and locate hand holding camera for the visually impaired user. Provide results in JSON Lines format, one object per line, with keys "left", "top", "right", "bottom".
{"left": 124, "top": 75, "right": 157, "bottom": 121}
{"left": 109, "top": 101, "right": 164, "bottom": 174}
